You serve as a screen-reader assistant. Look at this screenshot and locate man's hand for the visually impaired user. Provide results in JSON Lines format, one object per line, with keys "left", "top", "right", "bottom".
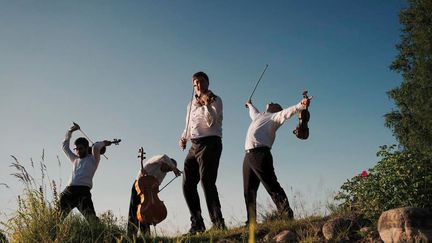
{"left": 245, "top": 99, "right": 252, "bottom": 108}
{"left": 173, "top": 168, "right": 182, "bottom": 177}
{"left": 301, "top": 97, "right": 310, "bottom": 107}
{"left": 179, "top": 137, "right": 187, "bottom": 150}
{"left": 69, "top": 122, "right": 80, "bottom": 132}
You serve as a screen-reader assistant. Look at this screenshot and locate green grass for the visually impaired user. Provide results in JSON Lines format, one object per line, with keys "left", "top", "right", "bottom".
{"left": 1, "top": 153, "right": 374, "bottom": 242}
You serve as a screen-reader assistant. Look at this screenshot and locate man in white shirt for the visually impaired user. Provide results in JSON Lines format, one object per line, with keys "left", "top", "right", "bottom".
{"left": 243, "top": 97, "right": 309, "bottom": 226}
{"left": 127, "top": 154, "right": 181, "bottom": 238}
{"left": 178, "top": 71, "right": 225, "bottom": 233}
{"left": 60, "top": 123, "right": 113, "bottom": 222}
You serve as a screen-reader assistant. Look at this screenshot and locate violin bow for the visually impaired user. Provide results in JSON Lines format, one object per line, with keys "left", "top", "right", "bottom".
{"left": 158, "top": 174, "right": 181, "bottom": 193}
{"left": 73, "top": 122, "right": 109, "bottom": 160}
{"left": 182, "top": 84, "right": 195, "bottom": 151}
{"left": 246, "top": 64, "right": 269, "bottom": 107}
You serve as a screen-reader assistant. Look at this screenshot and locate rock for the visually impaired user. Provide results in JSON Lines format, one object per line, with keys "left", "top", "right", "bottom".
{"left": 273, "top": 230, "right": 296, "bottom": 242}
{"left": 263, "top": 233, "right": 271, "bottom": 242}
{"left": 322, "top": 213, "right": 370, "bottom": 241}
{"left": 322, "top": 216, "right": 355, "bottom": 241}
{"left": 378, "top": 207, "right": 432, "bottom": 243}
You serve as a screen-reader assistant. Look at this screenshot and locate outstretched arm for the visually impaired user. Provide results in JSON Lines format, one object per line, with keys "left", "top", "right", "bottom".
{"left": 92, "top": 140, "right": 112, "bottom": 162}
{"left": 273, "top": 98, "right": 309, "bottom": 124}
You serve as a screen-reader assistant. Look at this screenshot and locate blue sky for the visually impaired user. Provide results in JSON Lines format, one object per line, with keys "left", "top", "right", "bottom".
{"left": 0, "top": 0, "right": 405, "bottom": 235}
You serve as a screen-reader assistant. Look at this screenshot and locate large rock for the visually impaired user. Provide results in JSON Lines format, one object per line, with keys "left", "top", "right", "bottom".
{"left": 322, "top": 216, "right": 355, "bottom": 241}
{"left": 273, "top": 230, "right": 296, "bottom": 242}
{"left": 378, "top": 207, "right": 432, "bottom": 243}
{"left": 322, "top": 213, "right": 368, "bottom": 241}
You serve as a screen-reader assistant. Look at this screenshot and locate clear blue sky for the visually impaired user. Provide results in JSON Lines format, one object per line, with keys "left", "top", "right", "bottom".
{"left": 0, "top": 0, "right": 405, "bottom": 235}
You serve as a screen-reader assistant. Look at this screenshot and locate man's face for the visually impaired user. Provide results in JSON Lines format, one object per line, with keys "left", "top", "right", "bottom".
{"left": 192, "top": 77, "right": 209, "bottom": 96}
{"left": 74, "top": 144, "right": 88, "bottom": 158}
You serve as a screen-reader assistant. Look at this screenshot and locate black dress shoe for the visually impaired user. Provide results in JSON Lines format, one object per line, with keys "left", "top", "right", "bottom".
{"left": 188, "top": 224, "right": 206, "bottom": 235}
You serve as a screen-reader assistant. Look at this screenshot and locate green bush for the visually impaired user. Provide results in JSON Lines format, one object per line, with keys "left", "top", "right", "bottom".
{"left": 335, "top": 145, "right": 432, "bottom": 221}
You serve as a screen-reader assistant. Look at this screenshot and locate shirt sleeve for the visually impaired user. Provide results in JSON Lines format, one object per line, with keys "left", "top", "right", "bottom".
{"left": 247, "top": 103, "right": 260, "bottom": 120}
{"left": 62, "top": 130, "right": 78, "bottom": 162}
{"left": 160, "top": 154, "right": 177, "bottom": 170}
{"left": 203, "top": 96, "right": 223, "bottom": 127}
{"left": 272, "top": 102, "right": 305, "bottom": 124}
{"left": 91, "top": 141, "right": 105, "bottom": 163}
{"left": 181, "top": 101, "right": 192, "bottom": 140}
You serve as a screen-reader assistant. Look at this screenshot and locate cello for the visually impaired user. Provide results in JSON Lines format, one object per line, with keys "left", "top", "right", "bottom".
{"left": 134, "top": 147, "right": 168, "bottom": 226}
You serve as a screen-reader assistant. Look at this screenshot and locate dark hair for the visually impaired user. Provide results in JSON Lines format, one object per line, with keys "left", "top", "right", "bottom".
{"left": 74, "top": 137, "right": 89, "bottom": 147}
{"left": 192, "top": 71, "right": 209, "bottom": 83}
{"left": 170, "top": 158, "right": 177, "bottom": 167}
{"left": 268, "top": 103, "right": 283, "bottom": 113}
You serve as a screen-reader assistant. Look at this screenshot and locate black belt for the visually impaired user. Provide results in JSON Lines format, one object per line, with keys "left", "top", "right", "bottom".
{"left": 245, "top": 146, "right": 270, "bottom": 153}
{"left": 191, "top": 136, "right": 220, "bottom": 144}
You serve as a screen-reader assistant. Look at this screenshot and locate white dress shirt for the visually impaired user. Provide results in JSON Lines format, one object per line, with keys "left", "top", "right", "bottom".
{"left": 62, "top": 131, "right": 105, "bottom": 189}
{"left": 245, "top": 102, "right": 305, "bottom": 150}
{"left": 181, "top": 95, "right": 223, "bottom": 140}
{"left": 136, "top": 154, "right": 177, "bottom": 185}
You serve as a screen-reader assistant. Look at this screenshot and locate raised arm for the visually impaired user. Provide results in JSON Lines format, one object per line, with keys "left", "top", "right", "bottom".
{"left": 62, "top": 124, "right": 79, "bottom": 162}
{"left": 245, "top": 99, "right": 260, "bottom": 120}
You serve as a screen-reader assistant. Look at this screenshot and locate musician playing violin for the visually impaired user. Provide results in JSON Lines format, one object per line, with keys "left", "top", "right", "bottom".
{"left": 127, "top": 154, "right": 181, "bottom": 238}
{"left": 59, "top": 123, "right": 114, "bottom": 222}
{"left": 179, "top": 71, "right": 226, "bottom": 233}
{"left": 243, "top": 97, "right": 310, "bottom": 227}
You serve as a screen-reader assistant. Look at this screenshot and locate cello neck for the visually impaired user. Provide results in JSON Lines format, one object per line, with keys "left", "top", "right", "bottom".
{"left": 138, "top": 147, "right": 146, "bottom": 174}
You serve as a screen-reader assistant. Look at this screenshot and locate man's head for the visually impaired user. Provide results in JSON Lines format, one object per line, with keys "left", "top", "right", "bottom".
{"left": 192, "top": 71, "right": 209, "bottom": 96}
{"left": 266, "top": 102, "right": 283, "bottom": 113}
{"left": 161, "top": 158, "right": 177, "bottom": 172}
{"left": 74, "top": 137, "right": 89, "bottom": 158}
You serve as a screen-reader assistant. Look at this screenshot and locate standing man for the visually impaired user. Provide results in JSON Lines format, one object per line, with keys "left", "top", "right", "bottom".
{"left": 127, "top": 154, "right": 182, "bottom": 239}
{"left": 60, "top": 123, "right": 113, "bottom": 222}
{"left": 179, "top": 71, "right": 226, "bottom": 233}
{"left": 243, "top": 97, "right": 310, "bottom": 226}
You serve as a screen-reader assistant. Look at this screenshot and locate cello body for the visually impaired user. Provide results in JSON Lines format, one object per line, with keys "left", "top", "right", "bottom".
{"left": 134, "top": 165, "right": 167, "bottom": 226}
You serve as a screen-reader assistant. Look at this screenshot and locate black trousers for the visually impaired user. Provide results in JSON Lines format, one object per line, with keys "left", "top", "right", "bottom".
{"left": 127, "top": 181, "right": 150, "bottom": 237}
{"left": 59, "top": 185, "right": 98, "bottom": 222}
{"left": 182, "top": 136, "right": 224, "bottom": 228}
{"left": 243, "top": 147, "right": 293, "bottom": 223}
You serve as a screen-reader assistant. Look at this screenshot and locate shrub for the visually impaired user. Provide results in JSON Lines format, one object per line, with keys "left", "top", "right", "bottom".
{"left": 335, "top": 145, "right": 432, "bottom": 221}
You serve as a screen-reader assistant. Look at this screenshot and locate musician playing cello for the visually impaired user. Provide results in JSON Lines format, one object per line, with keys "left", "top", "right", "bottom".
{"left": 127, "top": 154, "right": 182, "bottom": 238}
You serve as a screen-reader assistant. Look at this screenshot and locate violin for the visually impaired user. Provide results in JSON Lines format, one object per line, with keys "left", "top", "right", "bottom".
{"left": 134, "top": 147, "right": 167, "bottom": 226}
{"left": 88, "top": 139, "right": 121, "bottom": 155}
{"left": 99, "top": 139, "right": 121, "bottom": 155}
{"left": 293, "top": 91, "right": 312, "bottom": 140}
{"left": 195, "top": 90, "right": 217, "bottom": 106}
